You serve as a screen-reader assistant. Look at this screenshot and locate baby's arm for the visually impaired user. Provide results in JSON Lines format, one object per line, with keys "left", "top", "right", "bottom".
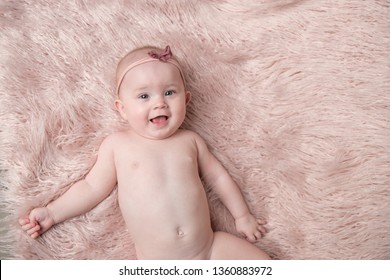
{"left": 19, "top": 135, "right": 117, "bottom": 238}
{"left": 194, "top": 133, "right": 266, "bottom": 242}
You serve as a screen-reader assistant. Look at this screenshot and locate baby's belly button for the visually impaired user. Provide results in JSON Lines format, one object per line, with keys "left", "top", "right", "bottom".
{"left": 174, "top": 226, "right": 202, "bottom": 240}
{"left": 176, "top": 227, "right": 185, "bottom": 238}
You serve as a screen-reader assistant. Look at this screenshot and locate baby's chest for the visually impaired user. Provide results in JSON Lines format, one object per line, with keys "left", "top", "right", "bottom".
{"left": 116, "top": 142, "right": 199, "bottom": 176}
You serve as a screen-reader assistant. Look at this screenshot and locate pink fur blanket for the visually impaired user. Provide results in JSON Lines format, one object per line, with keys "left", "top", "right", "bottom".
{"left": 0, "top": 0, "right": 389, "bottom": 260}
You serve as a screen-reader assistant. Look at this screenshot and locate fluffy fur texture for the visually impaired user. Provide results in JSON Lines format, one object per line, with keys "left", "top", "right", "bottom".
{"left": 0, "top": 0, "right": 389, "bottom": 259}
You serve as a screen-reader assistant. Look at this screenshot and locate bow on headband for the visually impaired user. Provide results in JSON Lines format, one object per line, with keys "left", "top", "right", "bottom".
{"left": 148, "top": 45, "right": 172, "bottom": 62}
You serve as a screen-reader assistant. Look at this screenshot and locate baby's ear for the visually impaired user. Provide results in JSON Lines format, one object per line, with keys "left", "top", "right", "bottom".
{"left": 114, "top": 99, "right": 128, "bottom": 120}
{"left": 185, "top": 91, "right": 192, "bottom": 105}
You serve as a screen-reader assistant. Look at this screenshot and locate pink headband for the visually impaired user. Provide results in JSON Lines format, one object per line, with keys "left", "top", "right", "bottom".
{"left": 115, "top": 45, "right": 185, "bottom": 96}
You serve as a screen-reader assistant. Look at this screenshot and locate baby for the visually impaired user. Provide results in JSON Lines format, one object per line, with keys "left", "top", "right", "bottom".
{"left": 19, "top": 45, "right": 270, "bottom": 260}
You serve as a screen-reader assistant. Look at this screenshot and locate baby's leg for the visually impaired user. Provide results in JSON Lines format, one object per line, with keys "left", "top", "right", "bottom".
{"left": 209, "top": 231, "right": 271, "bottom": 260}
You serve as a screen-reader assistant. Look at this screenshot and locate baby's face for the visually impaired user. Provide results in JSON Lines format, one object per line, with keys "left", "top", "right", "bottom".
{"left": 115, "top": 61, "right": 190, "bottom": 140}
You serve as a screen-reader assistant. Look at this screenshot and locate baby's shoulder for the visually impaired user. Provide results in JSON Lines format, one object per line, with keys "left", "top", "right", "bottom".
{"left": 177, "top": 129, "right": 207, "bottom": 147}
{"left": 99, "top": 131, "right": 128, "bottom": 151}
{"left": 108, "top": 130, "right": 129, "bottom": 141}
{"left": 177, "top": 129, "right": 202, "bottom": 141}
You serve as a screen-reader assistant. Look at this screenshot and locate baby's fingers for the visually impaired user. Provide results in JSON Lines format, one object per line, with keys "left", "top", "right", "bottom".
{"left": 20, "top": 221, "right": 35, "bottom": 231}
{"left": 19, "top": 218, "right": 41, "bottom": 238}
{"left": 254, "top": 230, "right": 263, "bottom": 240}
{"left": 256, "top": 218, "right": 267, "bottom": 225}
{"left": 30, "top": 231, "right": 40, "bottom": 239}
{"left": 257, "top": 224, "right": 267, "bottom": 236}
{"left": 246, "top": 234, "right": 257, "bottom": 243}
{"left": 18, "top": 218, "right": 30, "bottom": 226}
{"left": 26, "top": 223, "right": 41, "bottom": 238}
{"left": 256, "top": 219, "right": 267, "bottom": 236}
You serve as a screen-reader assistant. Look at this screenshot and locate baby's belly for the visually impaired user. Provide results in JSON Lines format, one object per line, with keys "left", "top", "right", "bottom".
{"left": 134, "top": 222, "right": 214, "bottom": 260}
{"left": 118, "top": 178, "right": 214, "bottom": 259}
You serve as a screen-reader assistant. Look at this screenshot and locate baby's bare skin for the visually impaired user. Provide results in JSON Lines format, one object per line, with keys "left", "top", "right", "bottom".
{"left": 19, "top": 46, "right": 270, "bottom": 259}
{"left": 114, "top": 130, "right": 213, "bottom": 259}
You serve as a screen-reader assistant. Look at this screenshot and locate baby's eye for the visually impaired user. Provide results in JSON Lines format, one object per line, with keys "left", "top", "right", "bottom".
{"left": 138, "top": 94, "right": 150, "bottom": 99}
{"left": 165, "top": 90, "right": 175, "bottom": 96}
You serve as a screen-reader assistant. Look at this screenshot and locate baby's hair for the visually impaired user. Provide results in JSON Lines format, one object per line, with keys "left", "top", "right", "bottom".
{"left": 116, "top": 46, "right": 152, "bottom": 82}
{"left": 116, "top": 45, "right": 161, "bottom": 73}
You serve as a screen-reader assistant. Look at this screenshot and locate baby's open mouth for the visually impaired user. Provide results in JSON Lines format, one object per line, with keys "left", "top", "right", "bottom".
{"left": 150, "top": 115, "right": 168, "bottom": 124}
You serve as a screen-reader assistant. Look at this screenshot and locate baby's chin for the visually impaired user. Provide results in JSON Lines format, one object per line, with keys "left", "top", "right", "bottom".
{"left": 132, "top": 128, "right": 180, "bottom": 141}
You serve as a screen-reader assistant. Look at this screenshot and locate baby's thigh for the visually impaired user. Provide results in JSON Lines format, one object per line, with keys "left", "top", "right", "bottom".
{"left": 209, "top": 231, "right": 271, "bottom": 260}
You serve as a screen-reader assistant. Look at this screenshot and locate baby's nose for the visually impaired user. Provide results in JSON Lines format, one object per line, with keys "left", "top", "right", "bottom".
{"left": 153, "top": 98, "right": 168, "bottom": 109}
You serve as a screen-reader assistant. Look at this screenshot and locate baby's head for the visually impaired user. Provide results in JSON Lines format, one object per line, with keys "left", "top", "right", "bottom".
{"left": 115, "top": 45, "right": 185, "bottom": 98}
{"left": 114, "top": 45, "right": 191, "bottom": 140}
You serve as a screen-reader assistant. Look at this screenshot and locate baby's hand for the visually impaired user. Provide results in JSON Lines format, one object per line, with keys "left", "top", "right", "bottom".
{"left": 18, "top": 207, "right": 55, "bottom": 239}
{"left": 235, "top": 213, "right": 267, "bottom": 243}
